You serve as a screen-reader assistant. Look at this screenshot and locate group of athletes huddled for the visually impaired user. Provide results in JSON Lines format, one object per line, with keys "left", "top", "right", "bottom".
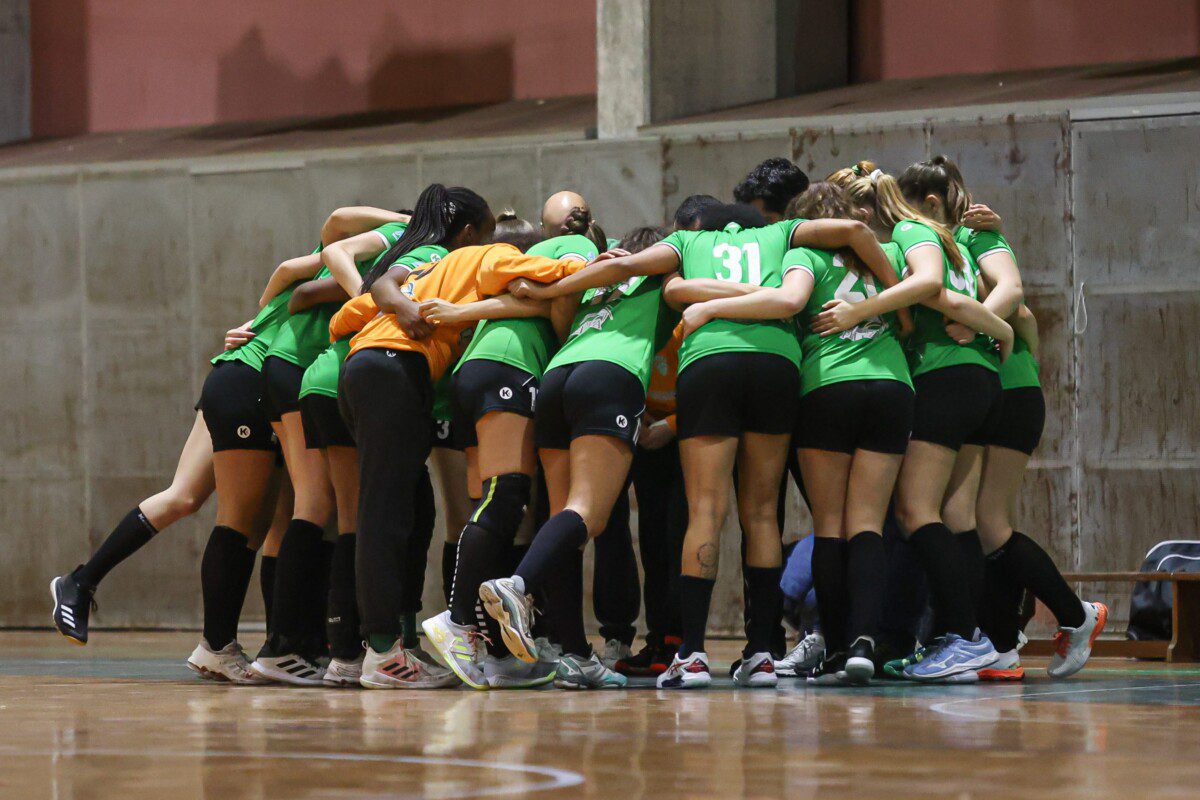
{"left": 50, "top": 154, "right": 1107, "bottom": 690}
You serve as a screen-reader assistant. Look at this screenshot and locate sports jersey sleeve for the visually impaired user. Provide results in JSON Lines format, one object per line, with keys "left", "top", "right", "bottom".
{"left": 476, "top": 250, "right": 586, "bottom": 296}
{"left": 966, "top": 230, "right": 1017, "bottom": 264}
{"left": 329, "top": 294, "right": 379, "bottom": 341}
{"left": 891, "top": 221, "right": 941, "bottom": 256}
{"left": 782, "top": 247, "right": 820, "bottom": 279}
{"left": 657, "top": 230, "right": 692, "bottom": 261}
{"left": 529, "top": 234, "right": 599, "bottom": 263}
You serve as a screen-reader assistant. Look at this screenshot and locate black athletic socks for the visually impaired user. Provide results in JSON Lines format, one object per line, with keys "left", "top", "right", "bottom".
{"left": 441, "top": 541, "right": 458, "bottom": 606}
{"left": 544, "top": 548, "right": 590, "bottom": 657}
{"left": 200, "top": 526, "right": 257, "bottom": 650}
{"left": 259, "top": 555, "right": 277, "bottom": 631}
{"left": 679, "top": 575, "right": 716, "bottom": 658}
{"left": 956, "top": 529, "right": 986, "bottom": 614}
{"left": 515, "top": 510, "right": 588, "bottom": 594}
{"left": 76, "top": 507, "right": 158, "bottom": 588}
{"left": 270, "top": 518, "right": 327, "bottom": 651}
{"left": 910, "top": 522, "right": 977, "bottom": 638}
{"left": 846, "top": 531, "right": 886, "bottom": 644}
{"left": 811, "top": 536, "right": 849, "bottom": 651}
{"left": 990, "top": 531, "right": 1085, "bottom": 629}
{"left": 744, "top": 565, "right": 783, "bottom": 657}
{"left": 326, "top": 534, "right": 360, "bottom": 660}
{"left": 979, "top": 558, "right": 1024, "bottom": 652}
{"left": 451, "top": 523, "right": 507, "bottom": 627}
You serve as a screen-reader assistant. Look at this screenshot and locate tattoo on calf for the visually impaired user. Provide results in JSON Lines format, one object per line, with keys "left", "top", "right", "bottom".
{"left": 698, "top": 543, "right": 719, "bottom": 580}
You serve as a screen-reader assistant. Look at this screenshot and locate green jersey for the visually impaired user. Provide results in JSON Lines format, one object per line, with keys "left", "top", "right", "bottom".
{"left": 894, "top": 220, "right": 999, "bottom": 377}
{"left": 267, "top": 222, "right": 407, "bottom": 369}
{"left": 547, "top": 274, "right": 676, "bottom": 390}
{"left": 785, "top": 247, "right": 912, "bottom": 395}
{"left": 211, "top": 283, "right": 298, "bottom": 372}
{"left": 660, "top": 220, "right": 803, "bottom": 373}
{"left": 457, "top": 235, "right": 598, "bottom": 378}
{"left": 952, "top": 226, "right": 1040, "bottom": 390}
{"left": 298, "top": 243, "right": 445, "bottom": 400}
{"left": 432, "top": 367, "right": 455, "bottom": 423}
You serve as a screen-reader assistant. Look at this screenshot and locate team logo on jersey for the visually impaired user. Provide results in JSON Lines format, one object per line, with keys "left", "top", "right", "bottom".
{"left": 237, "top": 425, "right": 251, "bottom": 439}
{"left": 573, "top": 307, "right": 613, "bottom": 336}
{"left": 386, "top": 350, "right": 397, "bottom": 357}
{"left": 616, "top": 415, "right": 628, "bottom": 429}
{"left": 899, "top": 223, "right": 913, "bottom": 232}
{"left": 499, "top": 387, "right": 513, "bottom": 400}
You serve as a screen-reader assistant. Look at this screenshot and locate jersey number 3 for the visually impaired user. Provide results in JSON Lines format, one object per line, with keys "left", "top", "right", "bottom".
{"left": 712, "top": 243, "right": 762, "bottom": 285}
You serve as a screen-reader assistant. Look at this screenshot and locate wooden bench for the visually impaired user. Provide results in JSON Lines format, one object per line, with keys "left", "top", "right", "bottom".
{"left": 1022, "top": 572, "right": 1200, "bottom": 662}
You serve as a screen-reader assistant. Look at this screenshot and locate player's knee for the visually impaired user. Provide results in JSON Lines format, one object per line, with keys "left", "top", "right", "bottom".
{"left": 164, "top": 491, "right": 204, "bottom": 520}
{"left": 470, "top": 473, "right": 532, "bottom": 542}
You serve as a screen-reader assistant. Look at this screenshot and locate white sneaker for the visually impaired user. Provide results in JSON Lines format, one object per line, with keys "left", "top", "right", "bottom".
{"left": 600, "top": 639, "right": 632, "bottom": 669}
{"left": 657, "top": 652, "right": 712, "bottom": 689}
{"left": 251, "top": 652, "right": 325, "bottom": 686}
{"left": 479, "top": 577, "right": 538, "bottom": 663}
{"left": 554, "top": 652, "right": 627, "bottom": 689}
{"left": 360, "top": 641, "right": 460, "bottom": 689}
{"left": 323, "top": 655, "right": 364, "bottom": 687}
{"left": 187, "top": 640, "right": 268, "bottom": 685}
{"left": 422, "top": 610, "right": 488, "bottom": 690}
{"left": 1048, "top": 601, "right": 1108, "bottom": 679}
{"left": 484, "top": 654, "right": 557, "bottom": 688}
{"left": 732, "top": 651, "right": 778, "bottom": 688}
{"left": 535, "top": 637, "right": 563, "bottom": 663}
{"left": 774, "top": 632, "right": 825, "bottom": 677}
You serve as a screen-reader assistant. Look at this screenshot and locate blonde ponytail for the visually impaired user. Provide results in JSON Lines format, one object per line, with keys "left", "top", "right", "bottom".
{"left": 839, "top": 169, "right": 964, "bottom": 274}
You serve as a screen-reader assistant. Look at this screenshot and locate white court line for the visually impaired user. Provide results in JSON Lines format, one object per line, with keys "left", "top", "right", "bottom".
{"left": 0, "top": 747, "right": 584, "bottom": 799}
{"left": 930, "top": 682, "right": 1200, "bottom": 721}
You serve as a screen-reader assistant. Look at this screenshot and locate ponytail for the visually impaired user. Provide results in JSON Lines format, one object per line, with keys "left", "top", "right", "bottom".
{"left": 787, "top": 181, "right": 867, "bottom": 277}
{"left": 361, "top": 183, "right": 490, "bottom": 293}
{"left": 841, "top": 168, "right": 964, "bottom": 274}
{"left": 562, "top": 206, "right": 608, "bottom": 253}
{"left": 898, "top": 155, "right": 972, "bottom": 229}
{"left": 827, "top": 159, "right": 877, "bottom": 190}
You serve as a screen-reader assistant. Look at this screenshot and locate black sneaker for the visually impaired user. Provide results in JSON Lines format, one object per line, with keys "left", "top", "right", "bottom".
{"left": 844, "top": 637, "right": 875, "bottom": 685}
{"left": 616, "top": 637, "right": 673, "bottom": 676}
{"left": 807, "top": 652, "right": 847, "bottom": 686}
{"left": 51, "top": 568, "right": 96, "bottom": 645}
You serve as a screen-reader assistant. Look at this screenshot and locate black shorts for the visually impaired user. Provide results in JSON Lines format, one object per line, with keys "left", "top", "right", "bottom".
{"left": 198, "top": 360, "right": 276, "bottom": 452}
{"left": 535, "top": 361, "right": 645, "bottom": 450}
{"left": 452, "top": 360, "right": 538, "bottom": 449}
{"left": 988, "top": 386, "right": 1045, "bottom": 455}
{"left": 910, "top": 364, "right": 1004, "bottom": 451}
{"left": 676, "top": 352, "right": 799, "bottom": 439}
{"left": 430, "top": 417, "right": 463, "bottom": 451}
{"left": 794, "top": 379, "right": 914, "bottom": 455}
{"left": 262, "top": 355, "right": 304, "bottom": 421}
{"left": 299, "top": 393, "right": 354, "bottom": 450}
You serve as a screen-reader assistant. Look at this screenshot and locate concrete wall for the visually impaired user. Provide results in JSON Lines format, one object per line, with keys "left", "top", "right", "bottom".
{"left": 1, "top": 103, "right": 1197, "bottom": 636}
{"left": 0, "top": 0, "right": 29, "bottom": 143}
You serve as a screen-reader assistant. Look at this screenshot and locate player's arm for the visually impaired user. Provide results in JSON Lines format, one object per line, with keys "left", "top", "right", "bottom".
{"left": 509, "top": 245, "right": 680, "bottom": 300}
{"left": 975, "top": 247, "right": 1023, "bottom": 319}
{"left": 419, "top": 295, "right": 550, "bottom": 326}
{"left": 259, "top": 252, "right": 323, "bottom": 308}
{"left": 366, "top": 264, "right": 430, "bottom": 339}
{"left": 662, "top": 273, "right": 763, "bottom": 311}
{"left": 322, "top": 230, "right": 393, "bottom": 298}
{"left": 552, "top": 294, "right": 582, "bottom": 342}
{"left": 925, "top": 290, "right": 1014, "bottom": 346}
{"left": 288, "top": 277, "right": 349, "bottom": 314}
{"left": 681, "top": 268, "right": 815, "bottom": 337}
{"left": 329, "top": 294, "right": 380, "bottom": 341}
{"left": 321, "top": 206, "right": 408, "bottom": 247}
{"left": 810, "top": 247, "right": 942, "bottom": 335}
{"left": 1011, "top": 304, "right": 1039, "bottom": 357}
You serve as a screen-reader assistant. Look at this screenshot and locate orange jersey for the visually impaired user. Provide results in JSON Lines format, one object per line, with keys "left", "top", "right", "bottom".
{"left": 331, "top": 243, "right": 582, "bottom": 381}
{"left": 646, "top": 322, "right": 683, "bottom": 431}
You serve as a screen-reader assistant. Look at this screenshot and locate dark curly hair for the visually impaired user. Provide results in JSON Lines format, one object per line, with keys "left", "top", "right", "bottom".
{"left": 733, "top": 158, "right": 810, "bottom": 216}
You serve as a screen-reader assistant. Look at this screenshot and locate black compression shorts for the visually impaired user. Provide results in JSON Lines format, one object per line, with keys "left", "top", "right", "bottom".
{"left": 910, "top": 364, "right": 1004, "bottom": 451}
{"left": 299, "top": 393, "right": 354, "bottom": 450}
{"left": 198, "top": 360, "right": 276, "bottom": 452}
{"left": 452, "top": 360, "right": 539, "bottom": 449}
{"left": 535, "top": 361, "right": 645, "bottom": 450}
{"left": 262, "top": 356, "right": 304, "bottom": 421}
{"left": 794, "top": 379, "right": 914, "bottom": 455}
{"left": 676, "top": 352, "right": 799, "bottom": 439}
{"left": 987, "top": 386, "right": 1045, "bottom": 455}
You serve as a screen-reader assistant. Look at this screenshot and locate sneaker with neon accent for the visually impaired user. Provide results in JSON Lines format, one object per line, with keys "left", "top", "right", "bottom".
{"left": 251, "top": 651, "right": 326, "bottom": 686}
{"left": 1048, "top": 601, "right": 1108, "bottom": 679}
{"left": 774, "top": 632, "right": 825, "bottom": 678}
{"left": 50, "top": 570, "right": 95, "bottom": 646}
{"left": 479, "top": 577, "right": 538, "bottom": 664}
{"left": 484, "top": 654, "right": 557, "bottom": 688}
{"left": 732, "top": 651, "right": 777, "bottom": 688}
{"left": 977, "top": 647, "right": 1024, "bottom": 681}
{"left": 843, "top": 637, "right": 875, "bottom": 685}
{"left": 657, "top": 652, "right": 712, "bottom": 689}
{"left": 187, "top": 639, "right": 269, "bottom": 684}
{"left": 422, "top": 610, "right": 488, "bottom": 689}
{"left": 882, "top": 639, "right": 941, "bottom": 680}
{"left": 323, "top": 655, "right": 364, "bottom": 687}
{"left": 554, "top": 652, "right": 627, "bottom": 689}
{"left": 903, "top": 632, "right": 997, "bottom": 682}
{"left": 360, "top": 642, "right": 460, "bottom": 689}
{"left": 600, "top": 638, "right": 632, "bottom": 669}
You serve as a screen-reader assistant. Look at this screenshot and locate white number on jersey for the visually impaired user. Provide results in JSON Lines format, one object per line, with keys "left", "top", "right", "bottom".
{"left": 712, "top": 242, "right": 763, "bottom": 285}
{"left": 832, "top": 256, "right": 886, "bottom": 342}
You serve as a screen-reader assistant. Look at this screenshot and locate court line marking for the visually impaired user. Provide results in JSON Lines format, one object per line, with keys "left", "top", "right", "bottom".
{"left": 0, "top": 747, "right": 584, "bottom": 799}
{"left": 929, "top": 681, "right": 1200, "bottom": 721}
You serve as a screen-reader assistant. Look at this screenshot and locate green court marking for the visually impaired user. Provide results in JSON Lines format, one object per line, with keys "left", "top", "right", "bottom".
{"left": 1082, "top": 668, "right": 1200, "bottom": 677}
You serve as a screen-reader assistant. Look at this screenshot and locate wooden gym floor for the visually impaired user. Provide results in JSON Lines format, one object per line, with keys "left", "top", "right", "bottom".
{"left": 2, "top": 631, "right": 1198, "bottom": 799}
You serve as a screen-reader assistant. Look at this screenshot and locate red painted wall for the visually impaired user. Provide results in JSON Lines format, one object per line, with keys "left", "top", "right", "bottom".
{"left": 30, "top": 0, "right": 597, "bottom": 138}
{"left": 852, "top": 0, "right": 1200, "bottom": 82}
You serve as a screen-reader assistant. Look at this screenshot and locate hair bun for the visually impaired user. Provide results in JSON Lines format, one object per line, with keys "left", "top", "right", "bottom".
{"left": 496, "top": 207, "right": 519, "bottom": 222}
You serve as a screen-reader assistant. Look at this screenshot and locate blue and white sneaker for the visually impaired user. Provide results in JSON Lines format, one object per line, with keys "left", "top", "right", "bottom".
{"left": 554, "top": 652, "right": 627, "bottom": 689}
{"left": 904, "top": 632, "right": 998, "bottom": 682}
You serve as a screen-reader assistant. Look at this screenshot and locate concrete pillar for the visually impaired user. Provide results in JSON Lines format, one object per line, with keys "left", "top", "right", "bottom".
{"left": 0, "top": 0, "right": 29, "bottom": 144}
{"left": 598, "top": 0, "right": 848, "bottom": 138}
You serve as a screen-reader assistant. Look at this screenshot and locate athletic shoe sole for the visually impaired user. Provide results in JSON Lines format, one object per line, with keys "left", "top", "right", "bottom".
{"left": 186, "top": 660, "right": 228, "bottom": 682}
{"left": 479, "top": 582, "right": 537, "bottom": 664}
{"left": 843, "top": 657, "right": 874, "bottom": 685}
{"left": 421, "top": 617, "right": 489, "bottom": 691}
{"left": 250, "top": 660, "right": 325, "bottom": 687}
{"left": 978, "top": 666, "right": 1025, "bottom": 681}
{"left": 658, "top": 674, "right": 712, "bottom": 689}
{"left": 488, "top": 669, "right": 558, "bottom": 689}
{"left": 50, "top": 578, "right": 86, "bottom": 646}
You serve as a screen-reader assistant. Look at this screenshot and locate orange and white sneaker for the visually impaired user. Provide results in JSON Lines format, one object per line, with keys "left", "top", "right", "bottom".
{"left": 977, "top": 647, "right": 1024, "bottom": 681}
{"left": 1048, "top": 601, "right": 1108, "bottom": 679}
{"left": 360, "top": 641, "right": 460, "bottom": 689}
